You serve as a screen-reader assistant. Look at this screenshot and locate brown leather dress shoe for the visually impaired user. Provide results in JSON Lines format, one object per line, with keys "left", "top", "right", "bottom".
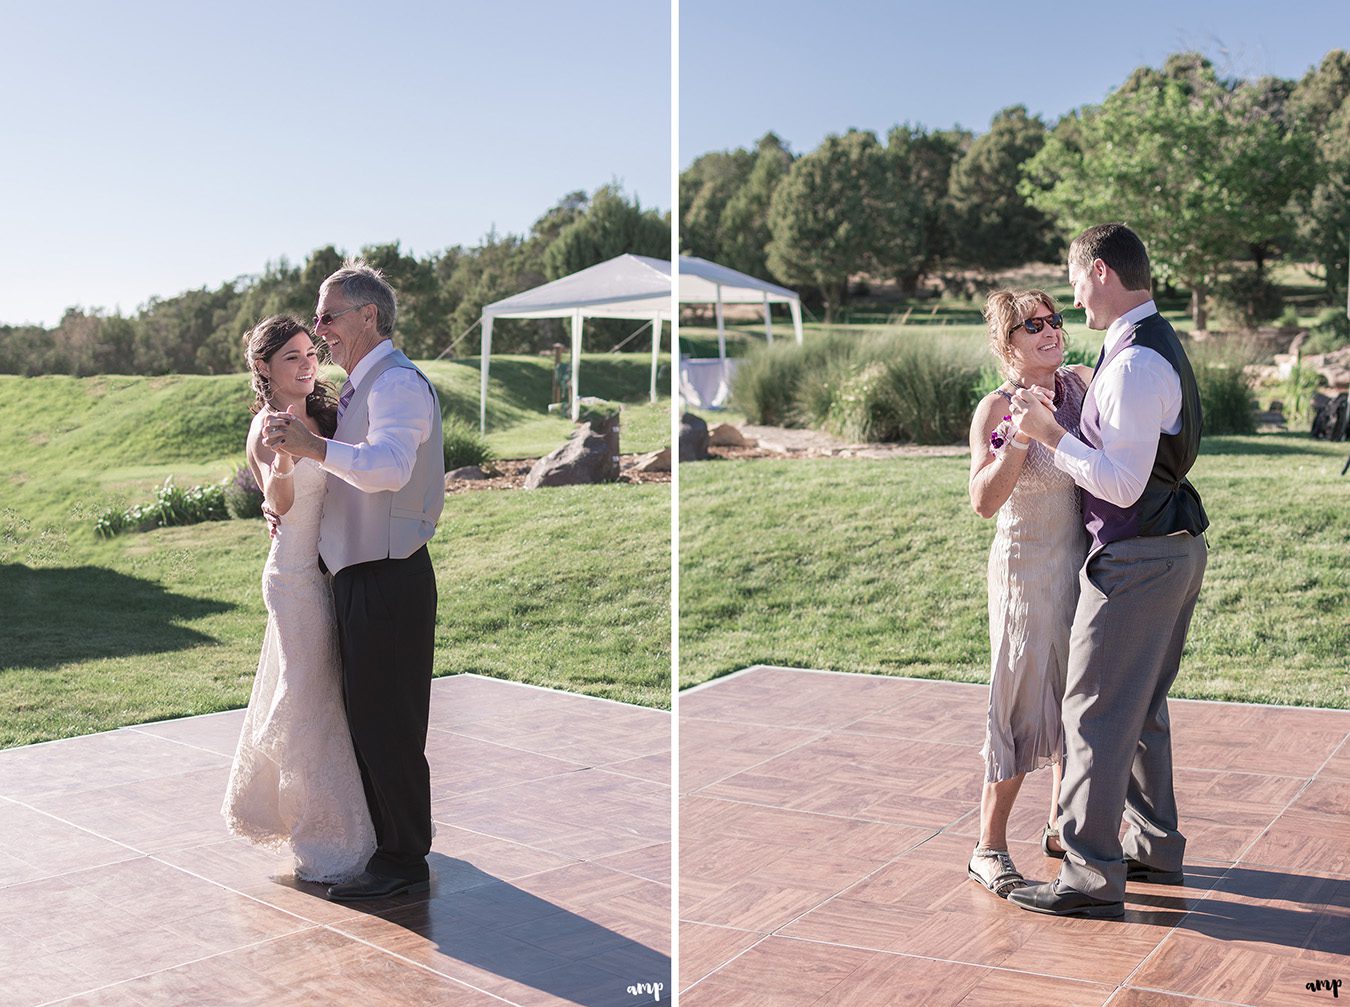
{"left": 327, "top": 871, "right": 430, "bottom": 902}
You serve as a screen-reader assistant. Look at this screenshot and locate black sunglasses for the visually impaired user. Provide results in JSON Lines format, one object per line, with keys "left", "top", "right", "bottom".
{"left": 1008, "top": 312, "right": 1064, "bottom": 337}
{"left": 312, "top": 303, "right": 370, "bottom": 329}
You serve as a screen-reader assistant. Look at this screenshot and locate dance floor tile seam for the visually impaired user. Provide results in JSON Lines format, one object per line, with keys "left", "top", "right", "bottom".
{"left": 680, "top": 667, "right": 1350, "bottom": 1006}
{"left": 678, "top": 788, "right": 959, "bottom": 837}
{"left": 308, "top": 922, "right": 533, "bottom": 1004}
{"left": 2, "top": 675, "right": 671, "bottom": 1007}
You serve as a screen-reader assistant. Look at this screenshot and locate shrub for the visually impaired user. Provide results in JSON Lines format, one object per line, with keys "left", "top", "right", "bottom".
{"left": 1210, "top": 270, "right": 1284, "bottom": 331}
{"left": 730, "top": 331, "right": 862, "bottom": 426}
{"left": 1280, "top": 353, "right": 1326, "bottom": 427}
{"left": 223, "top": 464, "right": 263, "bottom": 520}
{"left": 865, "top": 338, "right": 984, "bottom": 444}
{"left": 730, "top": 341, "right": 815, "bottom": 425}
{"left": 442, "top": 415, "right": 494, "bottom": 471}
{"left": 94, "top": 477, "right": 229, "bottom": 538}
{"left": 1303, "top": 308, "right": 1350, "bottom": 356}
{"left": 738, "top": 331, "right": 982, "bottom": 443}
{"left": 1189, "top": 343, "right": 1256, "bottom": 435}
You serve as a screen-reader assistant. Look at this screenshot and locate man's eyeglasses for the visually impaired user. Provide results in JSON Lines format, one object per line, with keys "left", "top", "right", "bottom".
{"left": 1008, "top": 312, "right": 1064, "bottom": 337}
{"left": 312, "top": 303, "right": 370, "bottom": 329}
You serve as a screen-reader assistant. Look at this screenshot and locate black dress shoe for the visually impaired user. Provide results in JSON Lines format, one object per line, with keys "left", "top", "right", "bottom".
{"left": 327, "top": 871, "right": 430, "bottom": 902}
{"left": 1007, "top": 880, "right": 1123, "bottom": 918}
{"left": 1125, "top": 857, "right": 1184, "bottom": 885}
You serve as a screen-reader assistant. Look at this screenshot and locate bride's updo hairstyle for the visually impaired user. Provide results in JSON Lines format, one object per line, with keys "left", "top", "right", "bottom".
{"left": 983, "top": 288, "right": 1059, "bottom": 379}
{"left": 243, "top": 314, "right": 339, "bottom": 437}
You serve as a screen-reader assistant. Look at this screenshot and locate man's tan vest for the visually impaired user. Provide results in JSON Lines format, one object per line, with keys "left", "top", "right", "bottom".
{"left": 318, "top": 348, "right": 444, "bottom": 574}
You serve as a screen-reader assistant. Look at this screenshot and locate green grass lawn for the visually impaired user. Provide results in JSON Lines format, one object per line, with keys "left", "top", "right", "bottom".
{"left": 679, "top": 433, "right": 1350, "bottom": 707}
{"left": 0, "top": 354, "right": 672, "bottom": 747}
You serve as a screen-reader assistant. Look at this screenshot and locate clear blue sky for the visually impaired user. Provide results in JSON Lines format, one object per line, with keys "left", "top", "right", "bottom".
{"left": 0, "top": 0, "right": 670, "bottom": 326}
{"left": 680, "top": 0, "right": 1350, "bottom": 166}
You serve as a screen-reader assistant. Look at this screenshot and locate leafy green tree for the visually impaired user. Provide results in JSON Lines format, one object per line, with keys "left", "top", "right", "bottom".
{"left": 767, "top": 129, "right": 918, "bottom": 320}
{"left": 1023, "top": 61, "right": 1308, "bottom": 329}
{"left": 358, "top": 242, "right": 446, "bottom": 358}
{"left": 300, "top": 245, "right": 346, "bottom": 294}
{"left": 1291, "top": 50, "right": 1350, "bottom": 305}
{"left": 885, "top": 124, "right": 970, "bottom": 293}
{"left": 717, "top": 133, "right": 794, "bottom": 279}
{"left": 679, "top": 148, "right": 754, "bottom": 259}
{"left": 542, "top": 184, "right": 669, "bottom": 280}
{"left": 946, "top": 105, "right": 1058, "bottom": 273}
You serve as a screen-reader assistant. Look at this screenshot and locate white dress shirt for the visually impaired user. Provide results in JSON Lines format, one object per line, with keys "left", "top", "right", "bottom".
{"left": 1054, "top": 300, "right": 1183, "bottom": 509}
{"left": 321, "top": 340, "right": 436, "bottom": 494}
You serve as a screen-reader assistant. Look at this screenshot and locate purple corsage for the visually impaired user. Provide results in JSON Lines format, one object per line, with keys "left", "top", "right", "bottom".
{"left": 990, "top": 415, "right": 1014, "bottom": 451}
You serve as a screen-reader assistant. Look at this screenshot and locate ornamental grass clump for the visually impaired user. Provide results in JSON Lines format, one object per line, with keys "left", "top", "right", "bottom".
{"left": 1188, "top": 340, "right": 1257, "bottom": 436}
{"left": 730, "top": 332, "right": 856, "bottom": 426}
{"left": 785, "top": 332, "right": 982, "bottom": 443}
{"left": 442, "top": 415, "right": 495, "bottom": 471}
{"left": 94, "top": 477, "right": 229, "bottom": 538}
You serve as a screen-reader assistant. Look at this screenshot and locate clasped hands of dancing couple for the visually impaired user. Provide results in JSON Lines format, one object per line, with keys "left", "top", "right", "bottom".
{"left": 966, "top": 223, "right": 1208, "bottom": 920}
{"left": 222, "top": 260, "right": 444, "bottom": 903}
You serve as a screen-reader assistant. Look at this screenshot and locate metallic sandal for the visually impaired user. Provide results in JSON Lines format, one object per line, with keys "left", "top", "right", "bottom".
{"left": 967, "top": 846, "right": 1028, "bottom": 899}
{"left": 1041, "top": 823, "right": 1065, "bottom": 859}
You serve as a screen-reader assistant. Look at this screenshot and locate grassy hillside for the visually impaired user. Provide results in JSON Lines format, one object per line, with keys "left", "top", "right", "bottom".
{"left": 0, "top": 354, "right": 672, "bottom": 747}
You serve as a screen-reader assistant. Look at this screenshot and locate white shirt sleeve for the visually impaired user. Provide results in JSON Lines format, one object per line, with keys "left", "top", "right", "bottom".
{"left": 320, "top": 368, "right": 436, "bottom": 493}
{"left": 1054, "top": 348, "right": 1182, "bottom": 508}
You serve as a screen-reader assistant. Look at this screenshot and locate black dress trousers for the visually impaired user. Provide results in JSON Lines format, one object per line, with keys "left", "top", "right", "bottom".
{"left": 331, "top": 544, "right": 436, "bottom": 881}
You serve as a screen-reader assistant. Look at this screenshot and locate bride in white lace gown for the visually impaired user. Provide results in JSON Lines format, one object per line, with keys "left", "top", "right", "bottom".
{"left": 222, "top": 316, "right": 375, "bottom": 883}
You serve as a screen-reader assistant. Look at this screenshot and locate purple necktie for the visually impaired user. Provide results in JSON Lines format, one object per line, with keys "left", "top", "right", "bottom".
{"left": 337, "top": 379, "right": 354, "bottom": 422}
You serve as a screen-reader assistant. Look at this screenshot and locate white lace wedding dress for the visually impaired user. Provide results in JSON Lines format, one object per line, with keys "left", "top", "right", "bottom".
{"left": 222, "top": 456, "right": 375, "bottom": 883}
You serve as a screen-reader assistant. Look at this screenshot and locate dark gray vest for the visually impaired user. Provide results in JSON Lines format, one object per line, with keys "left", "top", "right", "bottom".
{"left": 1079, "top": 313, "right": 1208, "bottom": 549}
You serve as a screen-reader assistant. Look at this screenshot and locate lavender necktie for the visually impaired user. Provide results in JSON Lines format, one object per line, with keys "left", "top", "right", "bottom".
{"left": 337, "top": 379, "right": 354, "bottom": 422}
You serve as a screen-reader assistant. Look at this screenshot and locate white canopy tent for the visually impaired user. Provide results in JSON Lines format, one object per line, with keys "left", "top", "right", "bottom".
{"left": 479, "top": 254, "right": 672, "bottom": 432}
{"left": 677, "top": 256, "right": 802, "bottom": 408}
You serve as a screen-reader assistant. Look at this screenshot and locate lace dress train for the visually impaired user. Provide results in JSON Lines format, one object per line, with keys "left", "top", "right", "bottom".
{"left": 222, "top": 457, "right": 375, "bottom": 882}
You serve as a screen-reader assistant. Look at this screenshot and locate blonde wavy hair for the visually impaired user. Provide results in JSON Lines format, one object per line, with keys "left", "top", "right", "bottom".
{"left": 983, "top": 288, "right": 1059, "bottom": 379}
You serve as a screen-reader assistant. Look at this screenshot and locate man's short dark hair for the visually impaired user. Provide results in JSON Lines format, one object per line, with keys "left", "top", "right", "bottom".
{"left": 1069, "top": 223, "right": 1151, "bottom": 291}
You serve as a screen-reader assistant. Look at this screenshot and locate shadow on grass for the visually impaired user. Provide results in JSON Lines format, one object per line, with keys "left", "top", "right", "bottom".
{"left": 1201, "top": 433, "right": 1336, "bottom": 458}
{"left": 0, "top": 564, "right": 231, "bottom": 671}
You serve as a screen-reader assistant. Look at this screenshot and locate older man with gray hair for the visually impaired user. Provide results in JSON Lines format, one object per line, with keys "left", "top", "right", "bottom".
{"left": 263, "top": 259, "right": 445, "bottom": 900}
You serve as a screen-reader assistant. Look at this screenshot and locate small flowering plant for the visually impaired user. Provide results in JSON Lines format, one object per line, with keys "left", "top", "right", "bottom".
{"left": 990, "top": 414, "right": 1016, "bottom": 452}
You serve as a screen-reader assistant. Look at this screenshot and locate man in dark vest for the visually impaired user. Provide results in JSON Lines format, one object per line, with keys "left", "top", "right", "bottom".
{"left": 1005, "top": 223, "right": 1208, "bottom": 918}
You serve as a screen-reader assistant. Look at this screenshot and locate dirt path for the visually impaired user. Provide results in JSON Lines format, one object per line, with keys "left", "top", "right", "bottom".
{"left": 713, "top": 423, "right": 967, "bottom": 460}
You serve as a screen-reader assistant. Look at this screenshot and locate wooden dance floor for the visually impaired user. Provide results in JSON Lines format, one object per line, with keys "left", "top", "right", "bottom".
{"left": 0, "top": 675, "right": 671, "bottom": 1006}
{"left": 680, "top": 666, "right": 1350, "bottom": 1006}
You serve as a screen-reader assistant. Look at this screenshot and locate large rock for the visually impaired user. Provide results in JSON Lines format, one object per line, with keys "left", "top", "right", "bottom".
{"left": 588, "top": 410, "right": 621, "bottom": 458}
{"left": 632, "top": 447, "right": 671, "bottom": 473}
{"left": 446, "top": 465, "right": 488, "bottom": 483}
{"left": 525, "top": 423, "right": 620, "bottom": 488}
{"left": 708, "top": 423, "right": 756, "bottom": 448}
{"left": 679, "top": 413, "right": 710, "bottom": 462}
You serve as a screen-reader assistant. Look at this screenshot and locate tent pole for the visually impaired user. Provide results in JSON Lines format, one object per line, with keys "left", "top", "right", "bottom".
{"left": 479, "top": 315, "right": 493, "bottom": 433}
{"left": 570, "top": 309, "right": 583, "bottom": 422}
{"left": 649, "top": 315, "right": 660, "bottom": 403}
{"left": 763, "top": 292, "right": 774, "bottom": 344}
{"left": 715, "top": 284, "right": 726, "bottom": 362}
{"left": 790, "top": 298, "right": 803, "bottom": 345}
